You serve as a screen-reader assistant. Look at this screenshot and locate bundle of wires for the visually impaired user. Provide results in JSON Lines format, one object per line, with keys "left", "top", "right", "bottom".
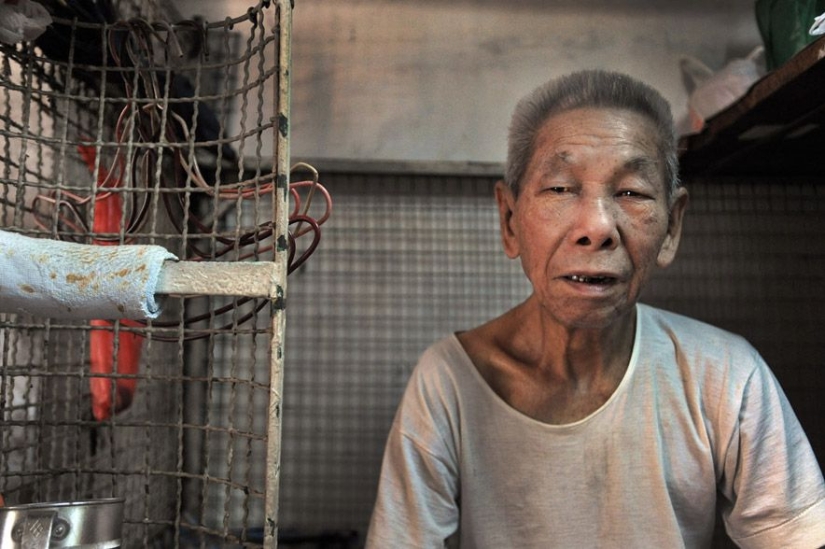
{"left": 6, "top": 0, "right": 331, "bottom": 340}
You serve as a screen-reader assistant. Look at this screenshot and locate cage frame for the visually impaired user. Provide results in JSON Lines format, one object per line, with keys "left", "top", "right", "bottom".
{"left": 0, "top": 0, "right": 294, "bottom": 546}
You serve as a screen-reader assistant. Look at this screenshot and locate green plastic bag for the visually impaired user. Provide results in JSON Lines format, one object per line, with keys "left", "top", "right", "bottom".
{"left": 756, "top": 0, "right": 825, "bottom": 69}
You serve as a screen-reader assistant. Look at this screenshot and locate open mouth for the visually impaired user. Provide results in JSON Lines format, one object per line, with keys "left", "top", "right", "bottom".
{"left": 565, "top": 274, "right": 616, "bottom": 285}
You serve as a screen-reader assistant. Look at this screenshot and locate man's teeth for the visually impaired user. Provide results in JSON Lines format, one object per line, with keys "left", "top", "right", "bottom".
{"left": 568, "top": 274, "right": 611, "bottom": 283}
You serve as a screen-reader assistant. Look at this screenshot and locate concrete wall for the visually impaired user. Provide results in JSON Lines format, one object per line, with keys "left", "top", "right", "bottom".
{"left": 174, "top": 0, "right": 763, "bottom": 163}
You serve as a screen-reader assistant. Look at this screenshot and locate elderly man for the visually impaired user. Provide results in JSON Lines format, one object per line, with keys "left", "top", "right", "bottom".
{"left": 366, "top": 70, "right": 825, "bottom": 548}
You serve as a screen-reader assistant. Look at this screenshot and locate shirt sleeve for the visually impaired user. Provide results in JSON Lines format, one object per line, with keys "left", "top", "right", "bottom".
{"left": 719, "top": 349, "right": 825, "bottom": 549}
{"left": 366, "top": 348, "right": 461, "bottom": 549}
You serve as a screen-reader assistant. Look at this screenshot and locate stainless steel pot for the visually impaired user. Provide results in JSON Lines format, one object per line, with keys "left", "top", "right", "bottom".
{"left": 0, "top": 498, "right": 124, "bottom": 548}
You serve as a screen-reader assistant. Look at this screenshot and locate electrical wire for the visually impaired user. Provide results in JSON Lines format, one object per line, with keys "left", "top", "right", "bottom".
{"left": 21, "top": 10, "right": 331, "bottom": 339}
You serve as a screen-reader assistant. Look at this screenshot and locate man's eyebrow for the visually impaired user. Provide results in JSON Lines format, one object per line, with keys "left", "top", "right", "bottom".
{"left": 537, "top": 153, "right": 660, "bottom": 179}
{"left": 623, "top": 155, "right": 659, "bottom": 174}
{"left": 539, "top": 151, "right": 572, "bottom": 172}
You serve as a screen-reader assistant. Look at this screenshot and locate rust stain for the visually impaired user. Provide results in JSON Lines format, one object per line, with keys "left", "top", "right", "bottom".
{"left": 66, "top": 273, "right": 93, "bottom": 291}
{"left": 19, "top": 284, "right": 35, "bottom": 294}
{"left": 114, "top": 268, "right": 130, "bottom": 278}
{"left": 136, "top": 264, "right": 146, "bottom": 272}
{"left": 50, "top": 272, "right": 57, "bottom": 279}
{"left": 76, "top": 249, "right": 102, "bottom": 267}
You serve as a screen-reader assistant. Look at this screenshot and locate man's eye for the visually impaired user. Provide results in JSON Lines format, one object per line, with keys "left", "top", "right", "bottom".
{"left": 545, "top": 186, "right": 569, "bottom": 194}
{"left": 616, "top": 190, "right": 647, "bottom": 198}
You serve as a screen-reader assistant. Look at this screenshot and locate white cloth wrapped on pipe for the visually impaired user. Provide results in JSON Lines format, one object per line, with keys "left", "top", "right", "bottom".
{"left": 0, "top": 230, "right": 177, "bottom": 320}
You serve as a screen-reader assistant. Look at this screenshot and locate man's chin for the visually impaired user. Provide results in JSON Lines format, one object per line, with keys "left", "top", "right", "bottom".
{"left": 550, "top": 301, "right": 636, "bottom": 332}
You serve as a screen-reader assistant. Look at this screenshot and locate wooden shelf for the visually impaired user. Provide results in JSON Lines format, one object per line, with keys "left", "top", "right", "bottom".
{"left": 679, "top": 35, "right": 825, "bottom": 177}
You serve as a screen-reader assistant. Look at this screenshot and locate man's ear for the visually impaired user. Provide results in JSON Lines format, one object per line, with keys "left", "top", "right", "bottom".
{"left": 657, "top": 186, "right": 689, "bottom": 268}
{"left": 495, "top": 180, "right": 520, "bottom": 259}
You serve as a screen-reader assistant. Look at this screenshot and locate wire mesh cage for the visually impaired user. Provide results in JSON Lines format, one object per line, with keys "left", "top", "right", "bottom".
{"left": 0, "top": 0, "right": 299, "bottom": 546}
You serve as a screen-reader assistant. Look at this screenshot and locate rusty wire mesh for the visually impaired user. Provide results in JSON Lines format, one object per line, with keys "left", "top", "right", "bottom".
{"left": 0, "top": 1, "right": 291, "bottom": 546}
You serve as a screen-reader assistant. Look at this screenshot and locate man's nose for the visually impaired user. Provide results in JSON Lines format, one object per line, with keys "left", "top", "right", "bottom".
{"left": 572, "top": 197, "right": 620, "bottom": 250}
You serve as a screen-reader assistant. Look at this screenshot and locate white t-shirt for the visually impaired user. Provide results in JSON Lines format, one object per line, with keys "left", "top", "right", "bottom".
{"left": 366, "top": 304, "right": 825, "bottom": 548}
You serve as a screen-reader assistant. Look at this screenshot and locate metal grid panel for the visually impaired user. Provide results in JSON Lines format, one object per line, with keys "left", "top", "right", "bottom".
{"left": 280, "top": 173, "right": 531, "bottom": 543}
{"left": 0, "top": 1, "right": 292, "bottom": 547}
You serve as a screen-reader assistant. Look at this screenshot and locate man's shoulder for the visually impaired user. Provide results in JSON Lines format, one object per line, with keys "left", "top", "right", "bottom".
{"left": 637, "top": 304, "right": 767, "bottom": 405}
{"left": 410, "top": 335, "right": 476, "bottom": 389}
{"left": 418, "top": 334, "right": 467, "bottom": 367}
{"left": 641, "top": 303, "right": 747, "bottom": 340}
{"left": 638, "top": 303, "right": 759, "bottom": 363}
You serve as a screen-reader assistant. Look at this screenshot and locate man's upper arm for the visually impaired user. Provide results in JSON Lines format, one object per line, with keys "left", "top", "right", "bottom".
{"left": 720, "top": 354, "right": 825, "bottom": 548}
{"left": 367, "top": 429, "right": 459, "bottom": 548}
{"left": 366, "top": 353, "right": 461, "bottom": 548}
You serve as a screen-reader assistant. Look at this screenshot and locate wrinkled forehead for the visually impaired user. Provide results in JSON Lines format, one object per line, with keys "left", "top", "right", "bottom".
{"left": 531, "top": 107, "right": 667, "bottom": 175}
{"left": 537, "top": 106, "right": 662, "bottom": 142}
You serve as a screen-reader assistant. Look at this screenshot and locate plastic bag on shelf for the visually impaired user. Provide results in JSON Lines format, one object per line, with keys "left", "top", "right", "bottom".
{"left": 811, "top": 11, "right": 825, "bottom": 35}
{"left": 756, "top": 0, "right": 825, "bottom": 69}
{"left": 679, "top": 46, "right": 765, "bottom": 134}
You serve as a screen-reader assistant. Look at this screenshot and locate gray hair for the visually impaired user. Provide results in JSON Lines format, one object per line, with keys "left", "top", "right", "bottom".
{"left": 505, "top": 70, "right": 680, "bottom": 201}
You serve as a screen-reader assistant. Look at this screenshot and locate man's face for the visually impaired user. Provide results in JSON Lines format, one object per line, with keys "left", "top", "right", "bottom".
{"left": 496, "top": 107, "right": 688, "bottom": 330}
